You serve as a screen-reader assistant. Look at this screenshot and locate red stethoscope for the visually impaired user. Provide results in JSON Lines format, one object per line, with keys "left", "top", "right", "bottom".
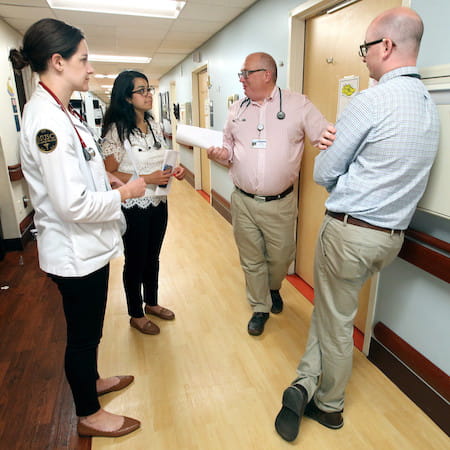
{"left": 39, "top": 81, "right": 98, "bottom": 161}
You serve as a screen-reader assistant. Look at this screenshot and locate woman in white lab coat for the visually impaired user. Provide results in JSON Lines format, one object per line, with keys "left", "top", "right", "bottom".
{"left": 9, "top": 18, "right": 146, "bottom": 438}
{"left": 102, "top": 70, "right": 184, "bottom": 335}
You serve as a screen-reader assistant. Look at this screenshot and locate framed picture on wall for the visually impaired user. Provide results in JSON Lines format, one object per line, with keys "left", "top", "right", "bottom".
{"left": 165, "top": 92, "right": 170, "bottom": 122}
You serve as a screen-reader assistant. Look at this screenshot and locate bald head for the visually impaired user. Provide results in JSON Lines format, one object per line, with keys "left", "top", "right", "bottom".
{"left": 247, "top": 52, "right": 278, "bottom": 82}
{"left": 369, "top": 7, "right": 423, "bottom": 58}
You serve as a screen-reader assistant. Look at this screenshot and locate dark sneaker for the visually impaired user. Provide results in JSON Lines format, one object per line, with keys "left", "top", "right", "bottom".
{"left": 270, "top": 290, "right": 283, "bottom": 314}
{"left": 247, "top": 312, "right": 269, "bottom": 336}
{"left": 304, "top": 399, "right": 343, "bottom": 429}
{"left": 275, "top": 384, "right": 308, "bottom": 442}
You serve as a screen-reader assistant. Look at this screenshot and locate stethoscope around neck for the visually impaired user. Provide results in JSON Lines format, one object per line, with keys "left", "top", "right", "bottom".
{"left": 39, "top": 81, "right": 99, "bottom": 161}
{"left": 233, "top": 87, "right": 286, "bottom": 124}
{"left": 144, "top": 119, "right": 161, "bottom": 149}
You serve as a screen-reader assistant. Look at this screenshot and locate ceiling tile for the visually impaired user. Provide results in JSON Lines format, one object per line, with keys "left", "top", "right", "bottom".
{"left": 0, "top": 0, "right": 259, "bottom": 97}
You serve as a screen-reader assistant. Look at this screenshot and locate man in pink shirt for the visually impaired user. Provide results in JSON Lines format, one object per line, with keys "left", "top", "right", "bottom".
{"left": 208, "top": 52, "right": 329, "bottom": 336}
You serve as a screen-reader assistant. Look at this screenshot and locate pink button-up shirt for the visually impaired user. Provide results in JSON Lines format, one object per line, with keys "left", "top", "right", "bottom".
{"left": 223, "top": 87, "right": 328, "bottom": 196}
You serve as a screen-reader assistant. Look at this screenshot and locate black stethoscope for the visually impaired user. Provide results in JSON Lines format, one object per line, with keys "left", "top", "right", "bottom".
{"left": 234, "top": 87, "right": 286, "bottom": 127}
{"left": 146, "top": 119, "right": 161, "bottom": 149}
{"left": 40, "top": 81, "right": 98, "bottom": 161}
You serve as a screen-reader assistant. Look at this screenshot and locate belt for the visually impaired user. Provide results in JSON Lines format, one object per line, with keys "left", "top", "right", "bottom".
{"left": 326, "top": 210, "right": 403, "bottom": 235}
{"left": 236, "top": 185, "right": 294, "bottom": 202}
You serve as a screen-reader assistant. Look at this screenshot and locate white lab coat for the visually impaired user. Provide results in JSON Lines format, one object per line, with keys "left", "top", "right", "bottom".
{"left": 20, "top": 84, "right": 124, "bottom": 277}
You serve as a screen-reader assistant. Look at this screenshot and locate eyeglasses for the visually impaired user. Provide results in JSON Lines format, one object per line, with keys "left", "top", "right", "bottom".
{"left": 358, "top": 38, "right": 384, "bottom": 57}
{"left": 237, "top": 69, "right": 266, "bottom": 79}
{"left": 132, "top": 87, "right": 155, "bottom": 96}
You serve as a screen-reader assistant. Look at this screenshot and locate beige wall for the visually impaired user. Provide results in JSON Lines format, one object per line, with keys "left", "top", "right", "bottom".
{"left": 0, "top": 18, "right": 32, "bottom": 240}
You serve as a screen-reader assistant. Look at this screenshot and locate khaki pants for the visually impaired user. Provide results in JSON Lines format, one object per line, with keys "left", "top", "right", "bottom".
{"left": 231, "top": 189, "right": 297, "bottom": 312}
{"left": 294, "top": 215, "right": 404, "bottom": 412}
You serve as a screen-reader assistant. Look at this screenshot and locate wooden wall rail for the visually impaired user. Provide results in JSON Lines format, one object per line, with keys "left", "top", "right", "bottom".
{"left": 398, "top": 228, "right": 450, "bottom": 283}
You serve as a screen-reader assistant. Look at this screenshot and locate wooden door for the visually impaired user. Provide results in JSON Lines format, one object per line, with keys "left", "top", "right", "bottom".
{"left": 296, "top": 0, "right": 400, "bottom": 332}
{"left": 198, "top": 69, "right": 211, "bottom": 195}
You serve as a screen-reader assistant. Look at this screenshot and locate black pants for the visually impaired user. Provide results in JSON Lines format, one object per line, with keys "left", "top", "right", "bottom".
{"left": 50, "top": 264, "right": 109, "bottom": 417}
{"left": 122, "top": 202, "right": 168, "bottom": 318}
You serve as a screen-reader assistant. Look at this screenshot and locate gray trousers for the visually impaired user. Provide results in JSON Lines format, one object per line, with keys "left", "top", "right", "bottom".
{"left": 231, "top": 189, "right": 297, "bottom": 313}
{"left": 294, "top": 215, "right": 404, "bottom": 412}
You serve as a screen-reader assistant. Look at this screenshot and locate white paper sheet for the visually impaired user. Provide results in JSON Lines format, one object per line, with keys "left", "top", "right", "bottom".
{"left": 154, "top": 149, "right": 179, "bottom": 196}
{"left": 176, "top": 124, "right": 223, "bottom": 149}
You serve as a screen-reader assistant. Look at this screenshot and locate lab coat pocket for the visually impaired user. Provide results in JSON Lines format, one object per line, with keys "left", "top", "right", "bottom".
{"left": 71, "top": 222, "right": 120, "bottom": 261}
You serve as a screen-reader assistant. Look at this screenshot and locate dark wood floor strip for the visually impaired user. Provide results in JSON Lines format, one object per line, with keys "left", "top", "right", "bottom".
{"left": 0, "top": 243, "right": 91, "bottom": 450}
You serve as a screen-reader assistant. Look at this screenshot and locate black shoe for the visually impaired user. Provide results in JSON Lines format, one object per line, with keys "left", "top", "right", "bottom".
{"left": 247, "top": 312, "right": 269, "bottom": 336}
{"left": 270, "top": 290, "right": 283, "bottom": 314}
{"left": 304, "top": 399, "right": 343, "bottom": 429}
{"left": 275, "top": 384, "right": 308, "bottom": 442}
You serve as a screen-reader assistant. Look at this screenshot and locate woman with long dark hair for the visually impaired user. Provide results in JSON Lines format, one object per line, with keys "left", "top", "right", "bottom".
{"left": 102, "top": 70, "right": 185, "bottom": 335}
{"left": 10, "top": 18, "right": 145, "bottom": 437}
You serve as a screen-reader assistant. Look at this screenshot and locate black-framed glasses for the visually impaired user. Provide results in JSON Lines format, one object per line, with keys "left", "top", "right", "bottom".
{"left": 132, "top": 87, "right": 155, "bottom": 96}
{"left": 359, "top": 38, "right": 384, "bottom": 57}
{"left": 237, "top": 69, "right": 266, "bottom": 79}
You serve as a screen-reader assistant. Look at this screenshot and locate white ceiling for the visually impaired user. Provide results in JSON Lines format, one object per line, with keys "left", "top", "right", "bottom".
{"left": 0, "top": 0, "right": 258, "bottom": 102}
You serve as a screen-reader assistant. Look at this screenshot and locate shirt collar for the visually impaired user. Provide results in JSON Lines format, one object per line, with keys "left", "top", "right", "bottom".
{"left": 249, "top": 85, "right": 278, "bottom": 105}
{"left": 267, "top": 85, "right": 278, "bottom": 101}
{"left": 379, "top": 66, "right": 419, "bottom": 84}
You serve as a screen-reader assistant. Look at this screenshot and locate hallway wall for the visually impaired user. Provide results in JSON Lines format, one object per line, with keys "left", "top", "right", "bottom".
{"left": 159, "top": 0, "right": 450, "bottom": 376}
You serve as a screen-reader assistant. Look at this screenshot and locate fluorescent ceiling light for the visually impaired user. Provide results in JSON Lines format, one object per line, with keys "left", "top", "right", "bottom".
{"left": 89, "top": 54, "right": 151, "bottom": 64}
{"left": 101, "top": 85, "right": 113, "bottom": 89}
{"left": 47, "top": 0, "right": 186, "bottom": 19}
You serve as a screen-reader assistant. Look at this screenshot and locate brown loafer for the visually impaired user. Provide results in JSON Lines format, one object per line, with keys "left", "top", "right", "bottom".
{"left": 145, "top": 305, "right": 175, "bottom": 320}
{"left": 78, "top": 416, "right": 140, "bottom": 437}
{"left": 130, "top": 317, "right": 160, "bottom": 335}
{"left": 97, "top": 375, "right": 134, "bottom": 396}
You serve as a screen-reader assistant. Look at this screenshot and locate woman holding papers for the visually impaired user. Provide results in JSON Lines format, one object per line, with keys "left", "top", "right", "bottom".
{"left": 102, "top": 70, "right": 185, "bottom": 335}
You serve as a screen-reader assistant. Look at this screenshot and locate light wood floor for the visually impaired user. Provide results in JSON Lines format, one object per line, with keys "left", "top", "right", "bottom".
{"left": 95, "top": 180, "right": 448, "bottom": 450}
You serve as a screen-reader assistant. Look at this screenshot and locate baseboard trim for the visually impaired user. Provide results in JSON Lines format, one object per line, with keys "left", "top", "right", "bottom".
{"left": 211, "top": 189, "right": 231, "bottom": 224}
{"left": 368, "top": 337, "right": 449, "bottom": 436}
{"left": 4, "top": 238, "right": 23, "bottom": 252}
{"left": 4, "top": 211, "right": 35, "bottom": 252}
{"left": 374, "top": 322, "right": 449, "bottom": 400}
{"left": 181, "top": 164, "right": 195, "bottom": 188}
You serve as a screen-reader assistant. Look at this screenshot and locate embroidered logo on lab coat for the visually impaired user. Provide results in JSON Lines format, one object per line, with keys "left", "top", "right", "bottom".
{"left": 36, "top": 129, "right": 57, "bottom": 153}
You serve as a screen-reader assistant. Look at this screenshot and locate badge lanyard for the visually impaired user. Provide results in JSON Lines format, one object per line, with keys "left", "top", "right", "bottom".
{"left": 39, "top": 81, "right": 96, "bottom": 161}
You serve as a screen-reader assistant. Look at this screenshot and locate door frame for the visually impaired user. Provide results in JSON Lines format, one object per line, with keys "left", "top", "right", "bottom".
{"left": 191, "top": 64, "right": 209, "bottom": 191}
{"left": 287, "top": 0, "right": 410, "bottom": 93}
{"left": 287, "top": 0, "right": 410, "bottom": 355}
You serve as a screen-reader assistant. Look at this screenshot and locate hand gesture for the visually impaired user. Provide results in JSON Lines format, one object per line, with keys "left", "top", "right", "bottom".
{"left": 118, "top": 176, "right": 146, "bottom": 201}
{"left": 207, "top": 146, "right": 229, "bottom": 162}
{"left": 106, "top": 171, "right": 124, "bottom": 189}
{"left": 173, "top": 166, "right": 185, "bottom": 180}
{"left": 148, "top": 169, "right": 172, "bottom": 186}
{"left": 315, "top": 124, "right": 336, "bottom": 150}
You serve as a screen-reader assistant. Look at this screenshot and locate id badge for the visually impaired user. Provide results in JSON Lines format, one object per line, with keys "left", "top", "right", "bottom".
{"left": 251, "top": 139, "right": 267, "bottom": 149}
